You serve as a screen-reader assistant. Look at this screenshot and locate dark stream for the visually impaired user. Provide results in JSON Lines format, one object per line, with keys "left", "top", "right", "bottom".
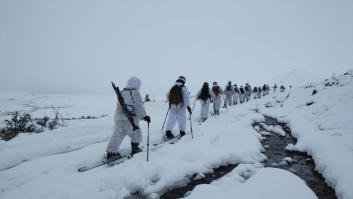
{"left": 253, "top": 116, "right": 336, "bottom": 199}
{"left": 128, "top": 116, "right": 337, "bottom": 199}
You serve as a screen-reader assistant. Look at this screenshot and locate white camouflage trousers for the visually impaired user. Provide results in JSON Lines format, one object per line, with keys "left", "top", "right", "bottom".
{"left": 213, "top": 95, "right": 222, "bottom": 111}
{"left": 106, "top": 120, "right": 142, "bottom": 153}
{"left": 253, "top": 92, "right": 258, "bottom": 99}
{"left": 246, "top": 92, "right": 251, "bottom": 101}
{"left": 224, "top": 94, "right": 233, "bottom": 106}
{"left": 166, "top": 107, "right": 187, "bottom": 132}
{"left": 233, "top": 93, "right": 239, "bottom": 104}
{"left": 240, "top": 93, "right": 246, "bottom": 103}
{"left": 257, "top": 92, "right": 262, "bottom": 98}
{"left": 200, "top": 100, "right": 210, "bottom": 119}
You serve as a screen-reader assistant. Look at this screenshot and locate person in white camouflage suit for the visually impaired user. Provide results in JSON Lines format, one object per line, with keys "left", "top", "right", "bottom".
{"left": 196, "top": 82, "right": 215, "bottom": 121}
{"left": 212, "top": 82, "right": 223, "bottom": 115}
{"left": 165, "top": 76, "right": 192, "bottom": 139}
{"left": 223, "top": 81, "right": 234, "bottom": 108}
{"left": 233, "top": 84, "right": 240, "bottom": 105}
{"left": 106, "top": 77, "right": 151, "bottom": 161}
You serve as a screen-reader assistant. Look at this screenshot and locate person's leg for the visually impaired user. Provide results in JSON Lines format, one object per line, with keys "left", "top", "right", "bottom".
{"left": 200, "top": 101, "right": 205, "bottom": 119}
{"left": 106, "top": 121, "right": 128, "bottom": 160}
{"left": 177, "top": 109, "right": 187, "bottom": 136}
{"left": 213, "top": 102, "right": 217, "bottom": 115}
{"left": 227, "top": 95, "right": 232, "bottom": 106}
{"left": 126, "top": 121, "right": 143, "bottom": 155}
{"left": 223, "top": 97, "right": 227, "bottom": 108}
{"left": 201, "top": 103, "right": 207, "bottom": 120}
{"left": 106, "top": 122, "right": 126, "bottom": 153}
{"left": 204, "top": 102, "right": 210, "bottom": 119}
{"left": 165, "top": 108, "right": 177, "bottom": 138}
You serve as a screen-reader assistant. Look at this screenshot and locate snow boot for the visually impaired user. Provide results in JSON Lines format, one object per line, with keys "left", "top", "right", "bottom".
{"left": 106, "top": 151, "right": 121, "bottom": 162}
{"left": 166, "top": 130, "right": 174, "bottom": 139}
{"left": 131, "top": 142, "right": 142, "bottom": 156}
{"left": 180, "top": 131, "right": 186, "bottom": 137}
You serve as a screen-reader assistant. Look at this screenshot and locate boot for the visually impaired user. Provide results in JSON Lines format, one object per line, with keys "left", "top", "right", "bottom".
{"left": 106, "top": 151, "right": 121, "bottom": 162}
{"left": 180, "top": 131, "right": 186, "bottom": 137}
{"left": 166, "top": 130, "right": 174, "bottom": 139}
{"left": 131, "top": 142, "right": 142, "bottom": 156}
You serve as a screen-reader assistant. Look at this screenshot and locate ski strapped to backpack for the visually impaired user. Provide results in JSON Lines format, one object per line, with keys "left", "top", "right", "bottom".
{"left": 111, "top": 81, "right": 139, "bottom": 131}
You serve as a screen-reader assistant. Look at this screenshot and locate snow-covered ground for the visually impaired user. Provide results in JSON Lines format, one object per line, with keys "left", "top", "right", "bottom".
{"left": 260, "top": 70, "right": 353, "bottom": 199}
{"left": 186, "top": 166, "right": 317, "bottom": 199}
{"left": 0, "top": 70, "right": 352, "bottom": 199}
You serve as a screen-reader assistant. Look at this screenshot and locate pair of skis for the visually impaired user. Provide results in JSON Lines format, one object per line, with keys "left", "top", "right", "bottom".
{"left": 78, "top": 135, "right": 183, "bottom": 172}
{"left": 78, "top": 154, "right": 131, "bottom": 172}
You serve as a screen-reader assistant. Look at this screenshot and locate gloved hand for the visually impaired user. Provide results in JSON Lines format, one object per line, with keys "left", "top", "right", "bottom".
{"left": 187, "top": 106, "right": 192, "bottom": 115}
{"left": 143, "top": 116, "right": 151, "bottom": 123}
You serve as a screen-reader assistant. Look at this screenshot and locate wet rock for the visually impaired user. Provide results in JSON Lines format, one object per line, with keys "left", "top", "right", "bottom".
{"left": 271, "top": 163, "right": 278, "bottom": 167}
{"left": 278, "top": 160, "right": 288, "bottom": 166}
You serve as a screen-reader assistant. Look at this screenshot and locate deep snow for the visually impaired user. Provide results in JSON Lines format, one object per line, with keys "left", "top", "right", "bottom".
{"left": 0, "top": 70, "right": 352, "bottom": 199}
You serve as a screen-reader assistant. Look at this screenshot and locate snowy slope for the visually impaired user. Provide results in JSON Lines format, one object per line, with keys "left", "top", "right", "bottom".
{"left": 0, "top": 92, "right": 266, "bottom": 199}
{"left": 0, "top": 70, "right": 352, "bottom": 199}
{"left": 260, "top": 70, "right": 353, "bottom": 199}
{"left": 268, "top": 69, "right": 324, "bottom": 88}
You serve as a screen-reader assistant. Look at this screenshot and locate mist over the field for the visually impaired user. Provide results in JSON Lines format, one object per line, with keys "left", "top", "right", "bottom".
{"left": 1, "top": 0, "right": 352, "bottom": 97}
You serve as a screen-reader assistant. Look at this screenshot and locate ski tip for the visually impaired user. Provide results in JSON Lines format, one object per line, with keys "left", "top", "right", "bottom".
{"left": 78, "top": 167, "right": 88, "bottom": 172}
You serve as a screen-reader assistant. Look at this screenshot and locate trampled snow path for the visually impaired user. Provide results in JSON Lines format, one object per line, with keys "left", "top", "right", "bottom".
{"left": 1, "top": 70, "right": 352, "bottom": 199}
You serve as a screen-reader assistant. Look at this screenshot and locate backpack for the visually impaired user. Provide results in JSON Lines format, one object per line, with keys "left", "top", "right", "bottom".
{"left": 169, "top": 85, "right": 184, "bottom": 107}
{"left": 212, "top": 86, "right": 220, "bottom": 96}
{"left": 198, "top": 89, "right": 210, "bottom": 101}
{"left": 245, "top": 86, "right": 249, "bottom": 91}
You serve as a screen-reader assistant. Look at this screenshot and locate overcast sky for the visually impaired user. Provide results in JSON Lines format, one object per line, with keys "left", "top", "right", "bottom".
{"left": 1, "top": 0, "right": 352, "bottom": 97}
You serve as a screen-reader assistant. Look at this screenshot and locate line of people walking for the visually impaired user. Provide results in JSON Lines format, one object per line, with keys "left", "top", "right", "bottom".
{"left": 105, "top": 75, "right": 287, "bottom": 161}
{"left": 195, "top": 81, "right": 281, "bottom": 123}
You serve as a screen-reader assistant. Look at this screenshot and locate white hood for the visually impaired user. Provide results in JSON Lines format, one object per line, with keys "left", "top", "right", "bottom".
{"left": 126, "top": 76, "right": 141, "bottom": 90}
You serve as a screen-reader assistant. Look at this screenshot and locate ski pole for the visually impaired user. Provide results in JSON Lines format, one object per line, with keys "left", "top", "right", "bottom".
{"left": 161, "top": 108, "right": 170, "bottom": 130}
{"left": 191, "top": 98, "right": 197, "bottom": 113}
{"left": 147, "top": 122, "right": 150, "bottom": 162}
{"left": 189, "top": 112, "right": 193, "bottom": 139}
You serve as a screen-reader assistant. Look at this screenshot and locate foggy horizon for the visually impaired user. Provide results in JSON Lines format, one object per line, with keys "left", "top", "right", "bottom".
{"left": 1, "top": 0, "right": 352, "bottom": 97}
